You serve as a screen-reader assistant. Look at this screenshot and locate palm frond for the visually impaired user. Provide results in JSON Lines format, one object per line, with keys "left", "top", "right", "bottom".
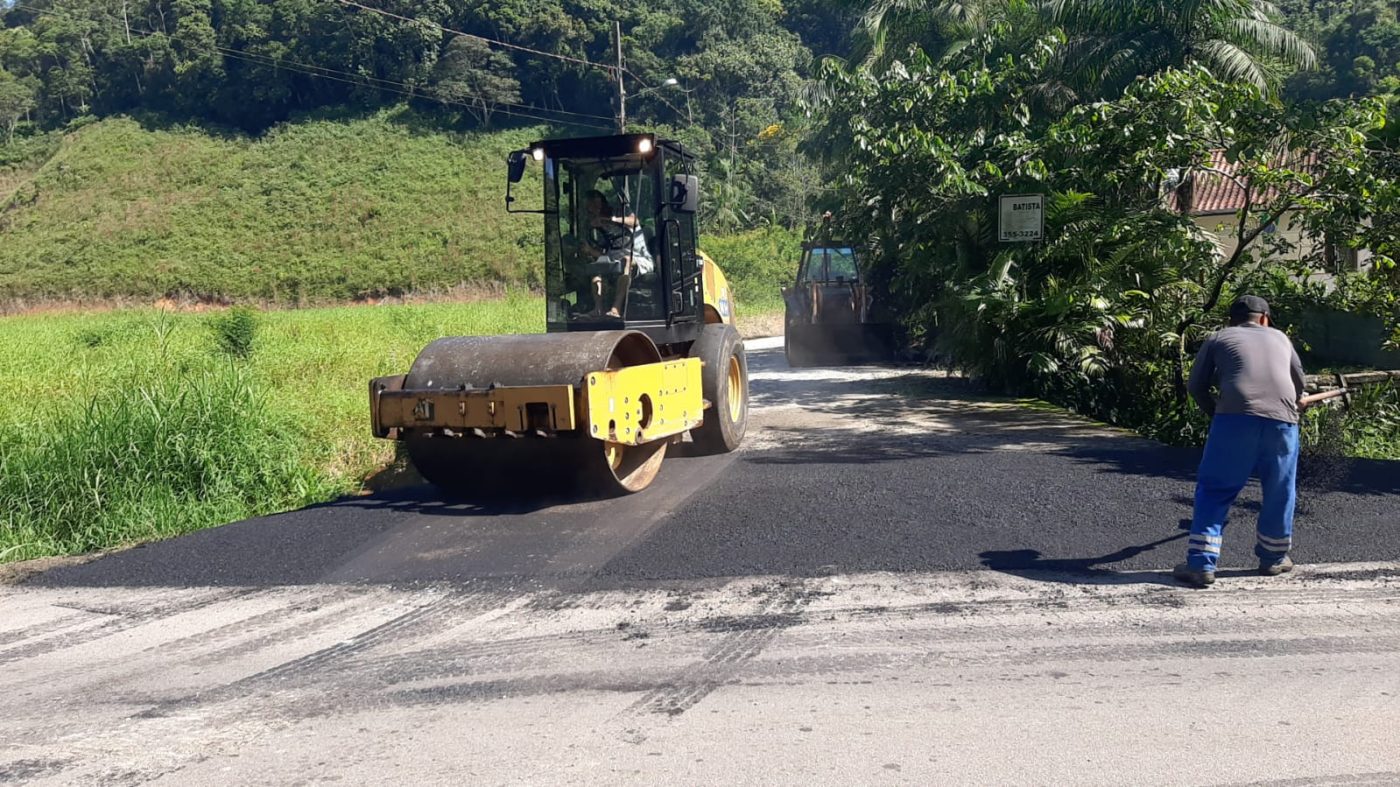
{"left": 1196, "top": 38, "right": 1269, "bottom": 91}
{"left": 1227, "top": 17, "right": 1316, "bottom": 70}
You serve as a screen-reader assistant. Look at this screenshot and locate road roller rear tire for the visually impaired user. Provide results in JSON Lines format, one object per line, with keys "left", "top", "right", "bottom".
{"left": 401, "top": 331, "right": 669, "bottom": 499}
{"left": 691, "top": 323, "right": 748, "bottom": 454}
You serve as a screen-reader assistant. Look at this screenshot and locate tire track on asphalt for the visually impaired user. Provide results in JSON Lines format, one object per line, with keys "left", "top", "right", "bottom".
{"left": 619, "top": 582, "right": 816, "bottom": 720}
{"left": 0, "top": 588, "right": 366, "bottom": 695}
{"left": 129, "top": 589, "right": 512, "bottom": 719}
{"left": 306, "top": 583, "right": 1400, "bottom": 722}
{"left": 0, "top": 609, "right": 108, "bottom": 649}
{"left": 0, "top": 588, "right": 262, "bottom": 666}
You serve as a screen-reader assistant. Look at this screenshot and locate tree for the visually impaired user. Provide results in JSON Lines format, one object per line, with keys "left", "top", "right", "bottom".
{"left": 853, "top": 0, "right": 995, "bottom": 68}
{"left": 823, "top": 20, "right": 1394, "bottom": 441}
{"left": 0, "top": 68, "right": 36, "bottom": 144}
{"left": 1282, "top": 0, "right": 1400, "bottom": 100}
{"left": 1052, "top": 0, "right": 1316, "bottom": 96}
{"left": 429, "top": 36, "right": 521, "bottom": 128}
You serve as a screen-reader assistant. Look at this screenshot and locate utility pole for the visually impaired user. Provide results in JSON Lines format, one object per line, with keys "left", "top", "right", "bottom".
{"left": 614, "top": 21, "right": 626, "bottom": 133}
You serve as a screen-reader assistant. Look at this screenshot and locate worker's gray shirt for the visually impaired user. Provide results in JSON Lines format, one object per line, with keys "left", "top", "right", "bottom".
{"left": 1188, "top": 323, "right": 1306, "bottom": 424}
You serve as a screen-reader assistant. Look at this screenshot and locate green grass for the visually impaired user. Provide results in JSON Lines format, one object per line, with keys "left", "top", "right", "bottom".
{"left": 0, "top": 293, "right": 787, "bottom": 563}
{"left": 0, "top": 111, "right": 800, "bottom": 308}
{"left": 0, "top": 297, "right": 540, "bottom": 562}
{"left": 0, "top": 110, "right": 545, "bottom": 304}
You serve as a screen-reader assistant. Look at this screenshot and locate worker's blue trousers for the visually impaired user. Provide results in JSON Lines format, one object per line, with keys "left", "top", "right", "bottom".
{"left": 1188, "top": 413, "right": 1300, "bottom": 572}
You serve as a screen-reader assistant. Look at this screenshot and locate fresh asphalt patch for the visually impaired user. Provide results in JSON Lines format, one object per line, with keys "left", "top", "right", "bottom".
{"left": 593, "top": 423, "right": 1400, "bottom": 585}
{"left": 30, "top": 342, "right": 1400, "bottom": 590}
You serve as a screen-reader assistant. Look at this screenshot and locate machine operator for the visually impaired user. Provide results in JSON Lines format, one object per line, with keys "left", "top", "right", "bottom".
{"left": 580, "top": 189, "right": 653, "bottom": 318}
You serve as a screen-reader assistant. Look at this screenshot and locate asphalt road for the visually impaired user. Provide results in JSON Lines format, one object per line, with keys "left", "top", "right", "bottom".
{"left": 5, "top": 337, "right": 1400, "bottom": 785}
{"left": 29, "top": 337, "right": 1400, "bottom": 590}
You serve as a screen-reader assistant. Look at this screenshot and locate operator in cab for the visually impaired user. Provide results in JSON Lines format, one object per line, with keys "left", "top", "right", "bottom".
{"left": 580, "top": 189, "right": 653, "bottom": 318}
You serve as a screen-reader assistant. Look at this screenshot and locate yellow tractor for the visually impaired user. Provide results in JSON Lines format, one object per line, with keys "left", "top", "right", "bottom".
{"left": 368, "top": 133, "right": 748, "bottom": 497}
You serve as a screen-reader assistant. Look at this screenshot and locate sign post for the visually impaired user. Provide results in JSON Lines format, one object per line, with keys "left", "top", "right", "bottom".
{"left": 998, "top": 194, "right": 1044, "bottom": 243}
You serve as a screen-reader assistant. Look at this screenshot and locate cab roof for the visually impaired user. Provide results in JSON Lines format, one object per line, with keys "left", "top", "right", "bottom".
{"left": 529, "top": 133, "right": 692, "bottom": 161}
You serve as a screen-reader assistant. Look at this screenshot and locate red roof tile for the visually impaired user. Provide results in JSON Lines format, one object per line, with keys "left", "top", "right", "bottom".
{"left": 1166, "top": 150, "right": 1318, "bottom": 216}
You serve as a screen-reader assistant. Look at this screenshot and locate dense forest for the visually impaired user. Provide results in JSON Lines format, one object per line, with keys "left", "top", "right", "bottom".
{"left": 0, "top": 1, "right": 1397, "bottom": 232}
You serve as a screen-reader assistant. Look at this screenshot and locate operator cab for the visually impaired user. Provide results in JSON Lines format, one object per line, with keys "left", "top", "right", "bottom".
{"left": 798, "top": 246, "right": 861, "bottom": 286}
{"left": 507, "top": 134, "right": 703, "bottom": 340}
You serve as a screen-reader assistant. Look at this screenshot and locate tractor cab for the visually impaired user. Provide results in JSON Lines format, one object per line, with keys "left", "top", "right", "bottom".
{"left": 784, "top": 242, "right": 872, "bottom": 334}
{"left": 508, "top": 134, "right": 703, "bottom": 343}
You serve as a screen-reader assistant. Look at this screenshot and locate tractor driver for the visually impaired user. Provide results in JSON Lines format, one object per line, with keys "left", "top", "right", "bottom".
{"left": 580, "top": 189, "right": 654, "bottom": 318}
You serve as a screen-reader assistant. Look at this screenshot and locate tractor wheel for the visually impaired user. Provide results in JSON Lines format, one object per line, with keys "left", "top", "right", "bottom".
{"left": 784, "top": 324, "right": 816, "bottom": 368}
{"left": 691, "top": 323, "right": 748, "bottom": 454}
{"left": 784, "top": 332, "right": 806, "bottom": 368}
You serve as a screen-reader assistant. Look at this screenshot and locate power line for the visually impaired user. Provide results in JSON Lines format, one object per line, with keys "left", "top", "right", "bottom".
{"left": 331, "top": 0, "right": 699, "bottom": 133}
{"left": 332, "top": 0, "right": 615, "bottom": 74}
{"left": 11, "top": 1, "right": 694, "bottom": 133}
{"left": 216, "top": 43, "right": 613, "bottom": 122}
{"left": 624, "top": 68, "right": 696, "bottom": 130}
{"left": 8, "top": 2, "right": 615, "bottom": 130}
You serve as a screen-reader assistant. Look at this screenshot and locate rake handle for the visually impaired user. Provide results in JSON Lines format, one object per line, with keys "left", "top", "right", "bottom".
{"left": 1300, "top": 388, "right": 1347, "bottom": 409}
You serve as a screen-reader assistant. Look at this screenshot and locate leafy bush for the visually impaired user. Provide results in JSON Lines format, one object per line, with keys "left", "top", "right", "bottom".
{"left": 824, "top": 27, "right": 1398, "bottom": 453}
{"left": 211, "top": 306, "right": 260, "bottom": 359}
{"left": 701, "top": 226, "right": 803, "bottom": 311}
{"left": 1301, "top": 383, "right": 1400, "bottom": 461}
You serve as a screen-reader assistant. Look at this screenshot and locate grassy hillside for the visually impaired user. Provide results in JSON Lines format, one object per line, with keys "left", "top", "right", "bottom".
{"left": 0, "top": 110, "right": 799, "bottom": 309}
{"left": 0, "top": 110, "right": 545, "bottom": 305}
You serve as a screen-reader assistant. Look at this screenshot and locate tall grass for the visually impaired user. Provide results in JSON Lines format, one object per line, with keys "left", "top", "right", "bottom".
{"left": 0, "top": 363, "right": 334, "bottom": 559}
{"left": 0, "top": 297, "right": 541, "bottom": 563}
{"left": 0, "top": 111, "right": 545, "bottom": 304}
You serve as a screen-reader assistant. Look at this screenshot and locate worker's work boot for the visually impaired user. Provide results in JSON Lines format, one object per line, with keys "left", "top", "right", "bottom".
{"left": 1259, "top": 554, "right": 1294, "bottom": 576}
{"left": 1173, "top": 563, "right": 1215, "bottom": 588}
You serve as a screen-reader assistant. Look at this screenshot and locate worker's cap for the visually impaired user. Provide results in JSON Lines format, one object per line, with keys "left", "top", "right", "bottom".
{"left": 1229, "top": 295, "right": 1271, "bottom": 321}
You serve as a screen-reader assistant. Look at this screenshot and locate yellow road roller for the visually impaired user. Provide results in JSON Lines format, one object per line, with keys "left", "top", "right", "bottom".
{"left": 368, "top": 133, "right": 748, "bottom": 497}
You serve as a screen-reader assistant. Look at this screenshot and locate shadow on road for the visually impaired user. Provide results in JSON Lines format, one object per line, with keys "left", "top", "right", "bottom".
{"left": 977, "top": 523, "right": 1191, "bottom": 586}
{"left": 1057, "top": 442, "right": 1400, "bottom": 499}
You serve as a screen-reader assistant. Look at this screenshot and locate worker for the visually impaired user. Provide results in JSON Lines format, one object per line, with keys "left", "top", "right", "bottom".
{"left": 581, "top": 189, "right": 654, "bottom": 318}
{"left": 1174, "top": 295, "right": 1307, "bottom": 588}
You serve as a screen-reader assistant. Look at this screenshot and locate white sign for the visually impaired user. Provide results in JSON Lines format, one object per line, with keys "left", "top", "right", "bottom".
{"left": 999, "top": 194, "right": 1044, "bottom": 242}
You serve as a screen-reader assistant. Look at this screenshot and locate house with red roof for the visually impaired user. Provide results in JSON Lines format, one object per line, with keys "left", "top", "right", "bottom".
{"left": 1165, "top": 150, "right": 1370, "bottom": 272}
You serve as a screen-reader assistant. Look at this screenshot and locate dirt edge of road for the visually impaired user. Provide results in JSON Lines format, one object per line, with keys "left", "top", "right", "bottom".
{"left": 0, "top": 552, "right": 106, "bottom": 586}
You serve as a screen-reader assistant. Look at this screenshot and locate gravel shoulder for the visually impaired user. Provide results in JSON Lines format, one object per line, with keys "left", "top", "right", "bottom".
{"left": 3, "top": 564, "right": 1399, "bottom": 785}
